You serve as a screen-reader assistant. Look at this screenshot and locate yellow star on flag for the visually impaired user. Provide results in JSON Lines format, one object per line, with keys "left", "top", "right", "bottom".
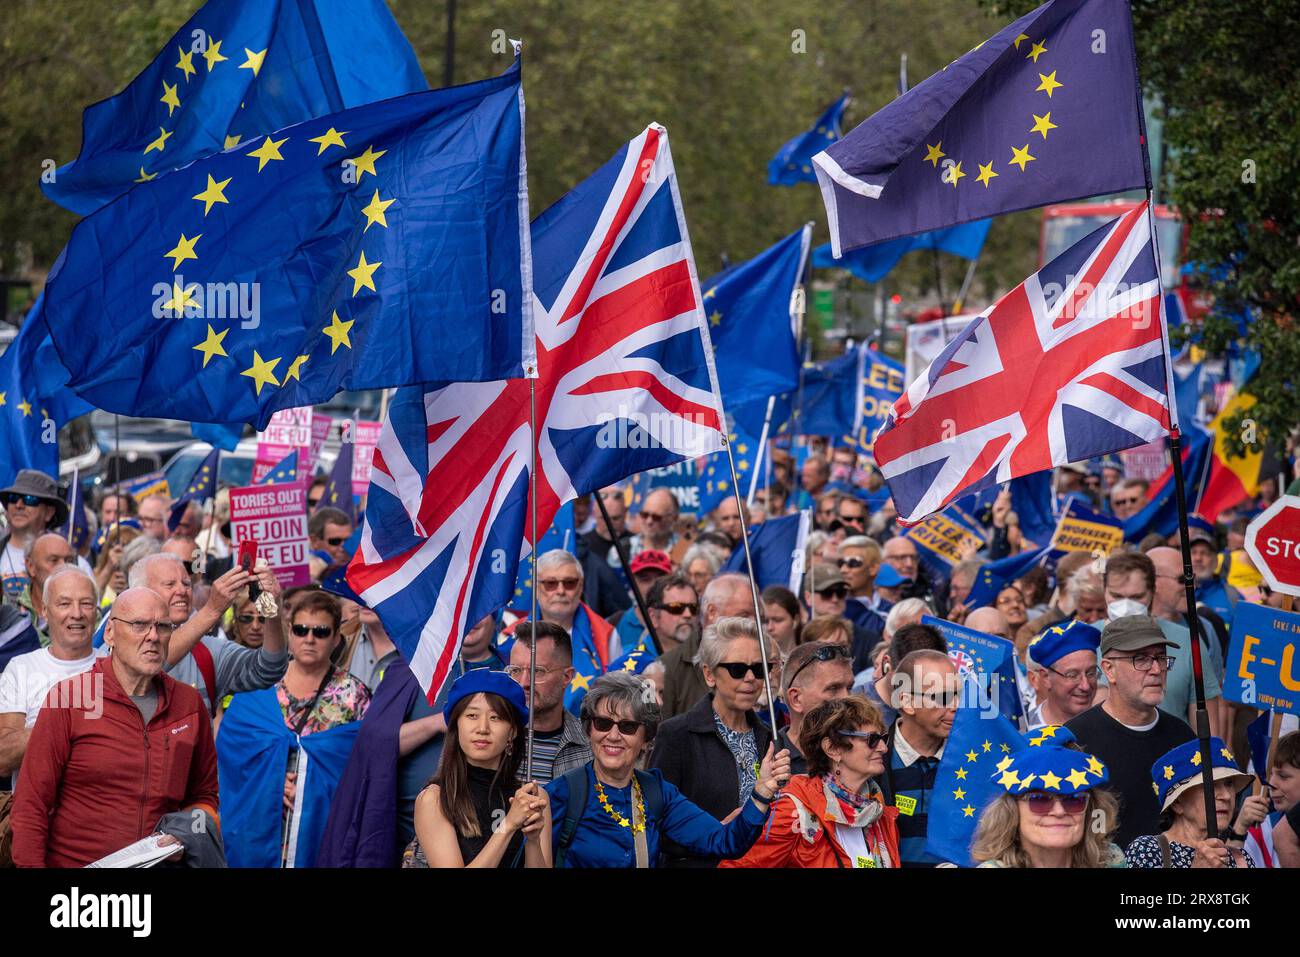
{"left": 284, "top": 355, "right": 310, "bottom": 382}
{"left": 1000, "top": 743, "right": 1012, "bottom": 753}
{"left": 1038, "top": 726, "right": 1059, "bottom": 738}
{"left": 570, "top": 673, "right": 591, "bottom": 693}
{"left": 239, "top": 47, "right": 266, "bottom": 76}
{"left": 18, "top": 399, "right": 33, "bottom": 417}
{"left": 1031, "top": 112, "right": 1057, "bottom": 139}
{"left": 160, "top": 81, "right": 181, "bottom": 116}
{"left": 248, "top": 136, "right": 288, "bottom": 171}
{"left": 982, "top": 740, "right": 992, "bottom": 753}
{"left": 162, "top": 279, "right": 202, "bottom": 317}
{"left": 310, "top": 127, "right": 349, "bottom": 155}
{"left": 709, "top": 310, "right": 723, "bottom": 326}
{"left": 1086, "top": 755, "right": 1106, "bottom": 777}
{"left": 0, "top": 392, "right": 6, "bottom": 406}
{"left": 202, "top": 38, "right": 228, "bottom": 72}
{"left": 144, "top": 127, "right": 173, "bottom": 155}
{"left": 954, "top": 767, "right": 968, "bottom": 780}
{"left": 176, "top": 47, "right": 197, "bottom": 81}
{"left": 1013, "top": 32, "right": 1030, "bottom": 48}
{"left": 1039, "top": 770, "right": 1062, "bottom": 790}
{"left": 1036, "top": 70, "right": 1063, "bottom": 97}
{"left": 164, "top": 233, "right": 202, "bottom": 271}
{"left": 953, "top": 787, "right": 966, "bottom": 800}
{"left": 1191, "top": 750, "right": 1201, "bottom": 766}
{"left": 945, "top": 161, "right": 966, "bottom": 187}
{"left": 135, "top": 167, "right": 156, "bottom": 183}
{"left": 996, "top": 755, "right": 1013, "bottom": 772}
{"left": 347, "top": 251, "right": 382, "bottom": 295}
{"left": 1066, "top": 768, "right": 1089, "bottom": 789}
{"left": 962, "top": 805, "right": 976, "bottom": 818}
{"left": 192, "top": 325, "right": 229, "bottom": 367}
{"left": 975, "top": 162, "right": 998, "bottom": 188}
{"left": 997, "top": 770, "right": 1021, "bottom": 788}
{"left": 323, "top": 311, "right": 355, "bottom": 353}
{"left": 1017, "top": 774, "right": 1036, "bottom": 790}
{"left": 923, "top": 142, "right": 946, "bottom": 167}
{"left": 224, "top": 134, "right": 242, "bottom": 150}
{"left": 703, "top": 287, "right": 717, "bottom": 300}
{"left": 360, "top": 190, "right": 394, "bottom": 231}
{"left": 1220, "top": 748, "right": 1233, "bottom": 761}
{"left": 965, "top": 749, "right": 979, "bottom": 763}
{"left": 193, "top": 174, "right": 232, "bottom": 215}
{"left": 1026, "top": 40, "right": 1048, "bottom": 62}
{"left": 1008, "top": 144, "right": 1036, "bottom": 172}
{"left": 240, "top": 351, "right": 281, "bottom": 395}
{"left": 347, "top": 145, "right": 387, "bottom": 180}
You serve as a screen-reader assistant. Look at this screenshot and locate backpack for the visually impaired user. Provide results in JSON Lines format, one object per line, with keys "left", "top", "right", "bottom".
{"left": 554, "top": 766, "right": 665, "bottom": 868}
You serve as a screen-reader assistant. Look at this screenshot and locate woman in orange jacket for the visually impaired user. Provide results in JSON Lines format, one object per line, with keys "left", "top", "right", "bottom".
{"left": 721, "top": 696, "right": 899, "bottom": 869}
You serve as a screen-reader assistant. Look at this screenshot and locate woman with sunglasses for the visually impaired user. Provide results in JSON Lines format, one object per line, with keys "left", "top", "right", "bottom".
{"left": 971, "top": 729, "right": 1124, "bottom": 868}
{"left": 228, "top": 592, "right": 270, "bottom": 649}
{"left": 722, "top": 696, "right": 900, "bottom": 868}
{"left": 547, "top": 671, "right": 787, "bottom": 868}
{"left": 649, "top": 617, "right": 791, "bottom": 867}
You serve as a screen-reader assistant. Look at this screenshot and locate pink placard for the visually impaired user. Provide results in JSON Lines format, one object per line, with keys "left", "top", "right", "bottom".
{"left": 309, "top": 413, "right": 333, "bottom": 479}
{"left": 351, "top": 421, "right": 383, "bottom": 496}
{"left": 228, "top": 482, "right": 310, "bottom": 588}
{"left": 1120, "top": 439, "right": 1169, "bottom": 483}
{"left": 253, "top": 407, "right": 313, "bottom": 484}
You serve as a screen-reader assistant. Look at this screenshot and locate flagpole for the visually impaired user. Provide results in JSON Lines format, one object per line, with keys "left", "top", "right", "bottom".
{"left": 203, "top": 450, "right": 220, "bottom": 570}
{"left": 594, "top": 492, "right": 663, "bottom": 657}
{"left": 747, "top": 396, "right": 776, "bottom": 507}
{"left": 66, "top": 468, "right": 79, "bottom": 544}
{"left": 722, "top": 438, "right": 779, "bottom": 742}
{"left": 1147, "top": 190, "right": 1217, "bottom": 839}
{"left": 951, "top": 256, "right": 979, "bottom": 315}
{"left": 526, "top": 379, "right": 538, "bottom": 783}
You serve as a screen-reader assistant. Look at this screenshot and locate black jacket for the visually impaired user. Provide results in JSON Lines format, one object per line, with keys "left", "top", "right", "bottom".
{"left": 649, "top": 693, "right": 772, "bottom": 868}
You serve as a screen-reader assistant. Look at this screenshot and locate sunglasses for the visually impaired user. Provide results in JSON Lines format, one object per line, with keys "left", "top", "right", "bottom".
{"left": 237, "top": 613, "right": 271, "bottom": 625}
{"left": 2, "top": 493, "right": 45, "bottom": 507}
{"left": 326, "top": 537, "right": 348, "bottom": 547}
{"left": 539, "top": 577, "right": 581, "bottom": 593}
{"left": 816, "top": 585, "right": 850, "bottom": 600}
{"left": 715, "top": 660, "right": 777, "bottom": 681}
{"left": 655, "top": 601, "right": 698, "bottom": 615}
{"left": 590, "top": 715, "right": 642, "bottom": 736}
{"left": 788, "top": 643, "right": 850, "bottom": 686}
{"left": 837, "top": 557, "right": 865, "bottom": 569}
{"left": 838, "top": 730, "right": 889, "bottom": 749}
{"left": 308, "top": 496, "right": 324, "bottom": 508}
{"left": 1112, "top": 497, "right": 1141, "bottom": 507}
{"left": 639, "top": 510, "right": 673, "bottom": 522}
{"left": 291, "top": 624, "right": 334, "bottom": 638}
{"left": 1022, "top": 792, "right": 1089, "bottom": 815}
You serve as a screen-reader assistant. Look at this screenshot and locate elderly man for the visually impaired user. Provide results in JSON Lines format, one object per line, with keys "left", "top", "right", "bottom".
{"left": 171, "top": 500, "right": 203, "bottom": 541}
{"left": 944, "top": 558, "right": 986, "bottom": 625}
{"left": 1066, "top": 615, "right": 1195, "bottom": 848}
{"left": 778, "top": 640, "right": 854, "bottom": 774}
{"left": 136, "top": 493, "right": 171, "bottom": 543}
{"left": 712, "top": 497, "right": 744, "bottom": 547}
{"left": 132, "top": 552, "right": 286, "bottom": 715}
{"left": 855, "top": 622, "right": 947, "bottom": 727}
{"left": 613, "top": 489, "right": 680, "bottom": 565}
{"left": 17, "top": 533, "right": 79, "bottom": 641}
{"left": 1024, "top": 620, "right": 1103, "bottom": 729}
{"left": 1148, "top": 546, "right": 1227, "bottom": 739}
{"left": 12, "top": 586, "right": 221, "bottom": 867}
{"left": 0, "top": 470, "right": 69, "bottom": 600}
{"left": 308, "top": 506, "right": 354, "bottom": 566}
{"left": 839, "top": 535, "right": 890, "bottom": 613}
{"left": 882, "top": 535, "right": 937, "bottom": 603}
{"left": 660, "top": 572, "right": 755, "bottom": 719}
{"left": 0, "top": 567, "right": 101, "bottom": 778}
{"left": 507, "top": 621, "right": 592, "bottom": 783}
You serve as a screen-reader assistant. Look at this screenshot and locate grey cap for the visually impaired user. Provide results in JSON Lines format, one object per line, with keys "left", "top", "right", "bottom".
{"left": 803, "top": 563, "right": 846, "bottom": 594}
{"left": 1100, "top": 615, "right": 1176, "bottom": 655}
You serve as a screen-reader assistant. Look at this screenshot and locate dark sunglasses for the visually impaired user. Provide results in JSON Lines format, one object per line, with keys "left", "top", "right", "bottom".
{"left": 816, "top": 585, "right": 850, "bottom": 600}
{"left": 837, "top": 557, "right": 865, "bottom": 569}
{"left": 2, "top": 493, "right": 45, "bottom": 507}
{"left": 715, "top": 660, "right": 777, "bottom": 681}
{"left": 238, "top": 613, "right": 271, "bottom": 625}
{"left": 308, "top": 496, "right": 324, "bottom": 508}
{"left": 655, "top": 601, "right": 698, "bottom": 615}
{"left": 539, "top": 577, "right": 581, "bottom": 593}
{"left": 326, "top": 537, "right": 348, "bottom": 547}
{"left": 788, "top": 643, "right": 850, "bottom": 686}
{"left": 837, "top": 729, "right": 889, "bottom": 749}
{"left": 291, "top": 624, "right": 334, "bottom": 638}
{"left": 1022, "top": 792, "right": 1089, "bottom": 815}
{"left": 590, "top": 715, "right": 642, "bottom": 736}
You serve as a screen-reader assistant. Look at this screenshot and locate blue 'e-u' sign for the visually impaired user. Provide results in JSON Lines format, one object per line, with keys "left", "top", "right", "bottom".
{"left": 1223, "top": 601, "right": 1300, "bottom": 716}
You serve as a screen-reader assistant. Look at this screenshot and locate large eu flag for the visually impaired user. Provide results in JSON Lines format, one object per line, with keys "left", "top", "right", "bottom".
{"left": 43, "top": 57, "right": 534, "bottom": 430}
{"left": 42, "top": 0, "right": 428, "bottom": 215}
{"left": 814, "top": 0, "right": 1149, "bottom": 254}
{"left": 769, "top": 94, "right": 849, "bottom": 186}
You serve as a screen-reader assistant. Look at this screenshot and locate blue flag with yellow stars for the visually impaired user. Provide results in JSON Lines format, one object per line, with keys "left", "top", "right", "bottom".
{"left": 769, "top": 94, "right": 848, "bottom": 186}
{"left": 697, "top": 429, "right": 766, "bottom": 515}
{"left": 923, "top": 615, "right": 1022, "bottom": 720}
{"left": 704, "top": 225, "right": 810, "bottom": 415}
{"left": 812, "top": 218, "right": 990, "bottom": 284}
{"left": 735, "top": 344, "right": 866, "bottom": 439}
{"left": 813, "top": 0, "right": 1149, "bottom": 255}
{"left": 41, "top": 0, "right": 427, "bottom": 215}
{"left": 844, "top": 348, "right": 905, "bottom": 454}
{"left": 965, "top": 541, "right": 1055, "bottom": 610}
{"left": 43, "top": 55, "right": 535, "bottom": 430}
{"left": 509, "top": 501, "right": 575, "bottom": 614}
{"left": 320, "top": 434, "right": 355, "bottom": 523}
{"left": 0, "top": 296, "right": 94, "bottom": 488}
{"left": 720, "top": 509, "right": 811, "bottom": 592}
{"left": 191, "top": 421, "right": 244, "bottom": 452}
{"left": 168, "top": 448, "right": 220, "bottom": 531}
{"left": 57, "top": 478, "right": 92, "bottom": 552}
{"left": 257, "top": 450, "right": 298, "bottom": 485}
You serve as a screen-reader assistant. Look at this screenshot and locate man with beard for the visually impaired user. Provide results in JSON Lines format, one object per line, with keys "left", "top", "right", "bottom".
{"left": 507, "top": 621, "right": 592, "bottom": 783}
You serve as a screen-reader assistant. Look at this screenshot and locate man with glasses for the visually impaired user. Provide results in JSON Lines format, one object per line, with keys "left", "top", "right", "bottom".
{"left": 506, "top": 621, "right": 591, "bottom": 783}
{"left": 778, "top": 641, "right": 854, "bottom": 774}
{"left": 1066, "top": 615, "right": 1195, "bottom": 849}
{"left": 836, "top": 496, "right": 869, "bottom": 535}
{"left": 0, "top": 470, "right": 69, "bottom": 600}
{"left": 643, "top": 573, "right": 699, "bottom": 655}
{"left": 137, "top": 493, "right": 172, "bottom": 543}
{"left": 611, "top": 489, "right": 680, "bottom": 569}
{"left": 1024, "top": 620, "right": 1103, "bottom": 730}
{"left": 1109, "top": 478, "right": 1149, "bottom": 521}
{"left": 1147, "top": 546, "right": 1227, "bottom": 739}
{"left": 882, "top": 536, "right": 935, "bottom": 604}
{"left": 308, "top": 506, "right": 354, "bottom": 567}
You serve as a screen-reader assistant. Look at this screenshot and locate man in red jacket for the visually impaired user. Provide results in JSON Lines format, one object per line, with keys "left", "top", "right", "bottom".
{"left": 12, "top": 587, "right": 220, "bottom": 867}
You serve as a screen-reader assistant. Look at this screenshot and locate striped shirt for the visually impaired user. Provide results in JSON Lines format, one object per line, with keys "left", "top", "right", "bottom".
{"left": 525, "top": 726, "right": 565, "bottom": 784}
{"left": 887, "top": 725, "right": 944, "bottom": 868}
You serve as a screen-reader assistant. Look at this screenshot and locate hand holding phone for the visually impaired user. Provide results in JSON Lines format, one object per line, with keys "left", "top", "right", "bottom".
{"left": 238, "top": 540, "right": 260, "bottom": 601}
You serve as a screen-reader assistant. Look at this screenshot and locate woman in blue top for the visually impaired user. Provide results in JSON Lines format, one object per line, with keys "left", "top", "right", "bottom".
{"left": 547, "top": 671, "right": 790, "bottom": 868}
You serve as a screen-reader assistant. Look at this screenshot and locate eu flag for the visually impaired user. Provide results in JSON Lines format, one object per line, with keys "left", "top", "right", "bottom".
{"left": 42, "top": 0, "right": 427, "bottom": 215}
{"left": 191, "top": 422, "right": 244, "bottom": 452}
{"left": 258, "top": 450, "right": 299, "bottom": 485}
{"left": 320, "top": 434, "right": 355, "bottom": 523}
{"left": 705, "top": 226, "right": 810, "bottom": 414}
{"left": 736, "top": 345, "right": 865, "bottom": 439}
{"left": 812, "top": 218, "right": 991, "bottom": 284}
{"left": 923, "top": 615, "right": 1023, "bottom": 721}
{"left": 43, "top": 57, "right": 534, "bottom": 430}
{"left": 509, "top": 501, "right": 576, "bottom": 613}
{"left": 1123, "top": 428, "right": 1211, "bottom": 540}
{"left": 844, "top": 349, "right": 905, "bottom": 453}
{"left": 58, "top": 478, "right": 92, "bottom": 552}
{"left": 769, "top": 94, "right": 848, "bottom": 186}
{"left": 0, "top": 296, "right": 94, "bottom": 488}
{"left": 965, "top": 542, "right": 1054, "bottom": 610}
{"left": 720, "top": 509, "right": 811, "bottom": 592}
{"left": 168, "top": 448, "right": 219, "bottom": 531}
{"left": 697, "top": 430, "right": 765, "bottom": 515}
{"left": 813, "top": 0, "right": 1149, "bottom": 254}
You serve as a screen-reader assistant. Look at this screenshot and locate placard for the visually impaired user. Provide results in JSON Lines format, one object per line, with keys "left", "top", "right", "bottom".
{"left": 350, "top": 420, "right": 383, "bottom": 496}
{"left": 228, "top": 482, "right": 310, "bottom": 588}
{"left": 1223, "top": 601, "right": 1300, "bottom": 716}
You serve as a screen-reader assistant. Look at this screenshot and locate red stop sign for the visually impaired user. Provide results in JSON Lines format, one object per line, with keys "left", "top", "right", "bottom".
{"left": 1244, "top": 495, "right": 1300, "bottom": 596}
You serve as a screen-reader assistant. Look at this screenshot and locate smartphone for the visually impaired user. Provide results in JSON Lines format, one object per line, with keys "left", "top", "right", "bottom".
{"left": 238, "top": 540, "right": 261, "bottom": 600}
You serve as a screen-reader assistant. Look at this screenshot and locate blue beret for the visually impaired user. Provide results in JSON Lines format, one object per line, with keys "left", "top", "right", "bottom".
{"left": 875, "top": 563, "right": 905, "bottom": 588}
{"left": 1150, "top": 736, "right": 1253, "bottom": 812}
{"left": 442, "top": 669, "right": 529, "bottom": 725}
{"left": 1023, "top": 725, "right": 1077, "bottom": 748}
{"left": 1027, "top": 620, "right": 1101, "bottom": 669}
{"left": 991, "top": 742, "right": 1108, "bottom": 795}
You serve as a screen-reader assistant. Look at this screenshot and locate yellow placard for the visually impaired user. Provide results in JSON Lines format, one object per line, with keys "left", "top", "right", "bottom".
{"left": 1051, "top": 517, "right": 1125, "bottom": 555}
{"left": 908, "top": 515, "right": 985, "bottom": 566}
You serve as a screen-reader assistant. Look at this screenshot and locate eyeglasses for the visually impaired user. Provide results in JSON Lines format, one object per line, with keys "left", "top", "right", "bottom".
{"left": 816, "top": 585, "right": 850, "bottom": 600}
{"left": 1105, "top": 652, "right": 1176, "bottom": 672}
{"left": 788, "top": 644, "right": 851, "bottom": 686}
{"left": 1046, "top": 665, "right": 1101, "bottom": 683}
{"left": 308, "top": 496, "right": 324, "bottom": 509}
{"left": 715, "top": 660, "right": 778, "bottom": 681}
{"left": 1022, "top": 792, "right": 1089, "bottom": 815}
{"left": 837, "top": 729, "right": 889, "bottom": 749}
{"left": 654, "top": 601, "right": 698, "bottom": 616}
{"left": 538, "top": 577, "right": 581, "bottom": 593}
{"left": 325, "top": 537, "right": 349, "bottom": 547}
{"left": 1111, "top": 497, "right": 1141, "bottom": 508}
{"left": 1, "top": 493, "right": 45, "bottom": 507}
{"left": 837, "top": 557, "right": 865, "bottom": 569}
{"left": 111, "top": 617, "right": 175, "bottom": 637}
{"left": 590, "top": 715, "right": 642, "bottom": 736}
{"left": 639, "top": 510, "right": 673, "bottom": 523}
{"left": 237, "top": 613, "right": 270, "bottom": 625}
{"left": 291, "top": 624, "right": 334, "bottom": 638}
{"left": 503, "top": 664, "right": 561, "bottom": 679}
{"left": 838, "top": 513, "right": 866, "bottom": 526}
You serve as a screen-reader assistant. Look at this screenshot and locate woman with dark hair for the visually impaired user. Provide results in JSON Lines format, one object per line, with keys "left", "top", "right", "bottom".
{"left": 762, "top": 585, "right": 803, "bottom": 653}
{"left": 722, "top": 695, "right": 900, "bottom": 868}
{"left": 228, "top": 592, "right": 270, "bottom": 649}
{"left": 411, "top": 670, "right": 550, "bottom": 868}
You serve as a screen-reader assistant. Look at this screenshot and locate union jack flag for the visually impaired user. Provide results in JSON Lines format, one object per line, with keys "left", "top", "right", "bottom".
{"left": 876, "top": 202, "right": 1172, "bottom": 526}
{"left": 347, "top": 125, "right": 727, "bottom": 699}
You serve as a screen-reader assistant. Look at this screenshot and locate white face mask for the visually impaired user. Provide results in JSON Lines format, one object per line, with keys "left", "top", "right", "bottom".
{"left": 1107, "top": 598, "right": 1148, "bottom": 621}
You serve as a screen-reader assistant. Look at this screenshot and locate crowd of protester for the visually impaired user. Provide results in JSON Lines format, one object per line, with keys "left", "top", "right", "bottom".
{"left": 1, "top": 437, "right": 1298, "bottom": 871}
